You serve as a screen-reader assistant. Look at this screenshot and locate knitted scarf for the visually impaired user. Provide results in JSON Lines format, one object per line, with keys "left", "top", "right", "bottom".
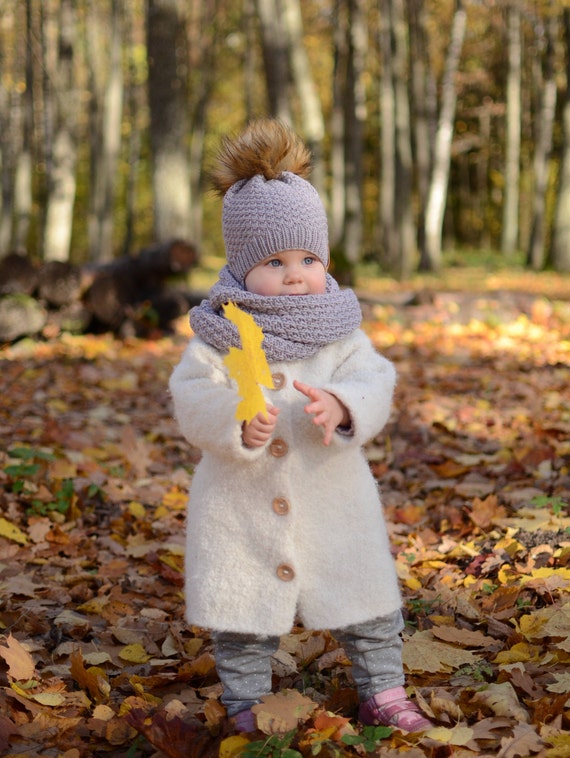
{"left": 189, "top": 265, "right": 362, "bottom": 361}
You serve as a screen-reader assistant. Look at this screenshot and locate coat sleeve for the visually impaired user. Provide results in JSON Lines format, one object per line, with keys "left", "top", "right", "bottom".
{"left": 323, "top": 330, "right": 396, "bottom": 447}
{"left": 169, "top": 337, "right": 266, "bottom": 461}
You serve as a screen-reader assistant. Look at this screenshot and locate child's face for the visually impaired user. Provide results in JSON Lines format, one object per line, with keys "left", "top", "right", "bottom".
{"left": 244, "top": 249, "right": 327, "bottom": 296}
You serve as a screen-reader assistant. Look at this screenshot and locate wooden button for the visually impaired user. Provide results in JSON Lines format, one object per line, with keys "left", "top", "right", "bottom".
{"left": 272, "top": 497, "right": 290, "bottom": 515}
{"left": 269, "top": 438, "right": 288, "bottom": 457}
{"left": 271, "top": 372, "right": 286, "bottom": 390}
{"left": 276, "top": 564, "right": 295, "bottom": 582}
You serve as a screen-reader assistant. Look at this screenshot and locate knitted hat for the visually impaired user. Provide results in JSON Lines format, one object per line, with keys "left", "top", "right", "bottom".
{"left": 210, "top": 120, "right": 329, "bottom": 283}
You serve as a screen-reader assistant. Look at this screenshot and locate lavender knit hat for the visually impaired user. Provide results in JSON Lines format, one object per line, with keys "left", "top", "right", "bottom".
{"left": 211, "top": 120, "right": 330, "bottom": 283}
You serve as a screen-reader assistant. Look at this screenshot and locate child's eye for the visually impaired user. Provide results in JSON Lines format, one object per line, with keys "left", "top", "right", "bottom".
{"left": 304, "top": 256, "right": 316, "bottom": 265}
{"left": 267, "top": 258, "right": 282, "bottom": 267}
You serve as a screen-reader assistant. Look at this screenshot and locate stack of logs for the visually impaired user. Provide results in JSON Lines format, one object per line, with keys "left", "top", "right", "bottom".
{"left": 0, "top": 240, "right": 200, "bottom": 343}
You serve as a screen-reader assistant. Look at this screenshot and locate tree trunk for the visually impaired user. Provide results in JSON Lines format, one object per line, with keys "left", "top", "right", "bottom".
{"left": 527, "top": 14, "right": 557, "bottom": 270}
{"left": 551, "top": 9, "right": 570, "bottom": 272}
{"left": 122, "top": 1, "right": 146, "bottom": 256}
{"left": 42, "top": 0, "right": 78, "bottom": 263}
{"left": 281, "top": 0, "right": 326, "bottom": 196}
{"left": 378, "top": 0, "right": 397, "bottom": 270}
{"left": 146, "top": 0, "right": 191, "bottom": 242}
{"left": 0, "top": 29, "right": 14, "bottom": 257}
{"left": 343, "top": 0, "right": 367, "bottom": 269}
{"left": 423, "top": 0, "right": 466, "bottom": 271}
{"left": 255, "top": 0, "right": 292, "bottom": 122}
{"left": 187, "top": 0, "right": 220, "bottom": 247}
{"left": 86, "top": 0, "right": 124, "bottom": 263}
{"left": 329, "top": 0, "right": 347, "bottom": 250}
{"left": 501, "top": 3, "right": 522, "bottom": 257}
{"left": 392, "top": 0, "right": 415, "bottom": 278}
{"left": 13, "top": 0, "right": 34, "bottom": 252}
{"left": 408, "top": 0, "right": 435, "bottom": 269}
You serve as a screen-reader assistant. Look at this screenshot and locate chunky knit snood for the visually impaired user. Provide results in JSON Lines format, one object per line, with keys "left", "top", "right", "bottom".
{"left": 189, "top": 265, "right": 362, "bottom": 361}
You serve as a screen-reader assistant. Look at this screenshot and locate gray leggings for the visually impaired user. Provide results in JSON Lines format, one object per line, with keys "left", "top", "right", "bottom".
{"left": 212, "top": 610, "right": 405, "bottom": 716}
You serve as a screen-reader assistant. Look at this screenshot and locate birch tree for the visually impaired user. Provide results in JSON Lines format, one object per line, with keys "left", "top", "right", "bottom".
{"left": 423, "top": 0, "right": 467, "bottom": 271}
{"left": 551, "top": 8, "right": 570, "bottom": 272}
{"left": 501, "top": 3, "right": 522, "bottom": 257}
{"left": 42, "top": 0, "right": 79, "bottom": 262}
{"left": 281, "top": 0, "right": 326, "bottom": 196}
{"left": 342, "top": 0, "right": 367, "bottom": 271}
{"left": 14, "top": 0, "right": 34, "bottom": 252}
{"left": 255, "top": 0, "right": 292, "bottom": 122}
{"left": 86, "top": 0, "right": 124, "bottom": 262}
{"left": 146, "top": 0, "right": 191, "bottom": 242}
{"left": 527, "top": 12, "right": 557, "bottom": 270}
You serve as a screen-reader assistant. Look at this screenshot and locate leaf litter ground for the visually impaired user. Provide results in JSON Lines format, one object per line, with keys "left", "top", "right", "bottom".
{"left": 0, "top": 284, "right": 569, "bottom": 758}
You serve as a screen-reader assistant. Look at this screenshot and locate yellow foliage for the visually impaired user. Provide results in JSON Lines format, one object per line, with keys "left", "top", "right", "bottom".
{"left": 222, "top": 302, "right": 274, "bottom": 423}
{"left": 0, "top": 517, "right": 28, "bottom": 545}
{"left": 219, "top": 735, "right": 251, "bottom": 757}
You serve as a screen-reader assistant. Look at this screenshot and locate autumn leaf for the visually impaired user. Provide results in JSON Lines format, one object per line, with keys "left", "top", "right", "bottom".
{"left": 252, "top": 690, "right": 317, "bottom": 734}
{"left": 0, "top": 517, "right": 28, "bottom": 545}
{"left": 222, "top": 302, "right": 274, "bottom": 422}
{"left": 69, "top": 649, "right": 111, "bottom": 703}
{"left": 0, "top": 635, "right": 36, "bottom": 680}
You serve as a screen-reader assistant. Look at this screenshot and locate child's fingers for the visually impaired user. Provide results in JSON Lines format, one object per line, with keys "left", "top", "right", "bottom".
{"left": 293, "top": 379, "right": 318, "bottom": 400}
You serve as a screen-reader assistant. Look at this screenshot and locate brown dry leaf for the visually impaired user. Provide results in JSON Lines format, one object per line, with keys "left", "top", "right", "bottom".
{"left": 470, "top": 682, "right": 529, "bottom": 723}
{"left": 403, "top": 630, "right": 483, "bottom": 673}
{"left": 252, "top": 690, "right": 317, "bottom": 734}
{"left": 497, "top": 722, "right": 544, "bottom": 757}
{"left": 0, "top": 714, "right": 19, "bottom": 752}
{"left": 469, "top": 494, "right": 507, "bottom": 528}
{"left": 431, "top": 625, "right": 497, "bottom": 648}
{"left": 0, "top": 634, "right": 36, "bottom": 680}
{"left": 69, "top": 649, "right": 111, "bottom": 703}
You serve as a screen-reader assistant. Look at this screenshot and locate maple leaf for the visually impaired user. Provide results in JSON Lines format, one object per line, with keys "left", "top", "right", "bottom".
{"left": 222, "top": 302, "right": 274, "bottom": 423}
{"left": 252, "top": 690, "right": 317, "bottom": 734}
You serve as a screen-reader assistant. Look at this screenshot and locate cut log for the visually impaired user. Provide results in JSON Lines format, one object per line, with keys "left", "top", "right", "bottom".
{"left": 38, "top": 261, "right": 82, "bottom": 307}
{"left": 0, "top": 253, "right": 40, "bottom": 296}
{"left": 0, "top": 294, "right": 47, "bottom": 342}
{"left": 83, "top": 238, "right": 198, "bottom": 328}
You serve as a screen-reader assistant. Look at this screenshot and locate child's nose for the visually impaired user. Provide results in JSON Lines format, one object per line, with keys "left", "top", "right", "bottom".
{"left": 284, "top": 264, "right": 303, "bottom": 281}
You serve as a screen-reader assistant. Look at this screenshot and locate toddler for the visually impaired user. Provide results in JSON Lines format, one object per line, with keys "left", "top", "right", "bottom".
{"left": 169, "top": 119, "right": 433, "bottom": 734}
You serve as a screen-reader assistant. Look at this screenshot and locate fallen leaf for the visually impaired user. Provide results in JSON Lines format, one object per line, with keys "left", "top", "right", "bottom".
{"left": 471, "top": 682, "right": 529, "bottom": 723}
{"left": 403, "top": 630, "right": 483, "bottom": 673}
{"left": 252, "top": 690, "right": 317, "bottom": 734}
{"left": 497, "top": 722, "right": 544, "bottom": 757}
{"left": 0, "top": 634, "right": 36, "bottom": 680}
{"left": 0, "top": 517, "right": 28, "bottom": 545}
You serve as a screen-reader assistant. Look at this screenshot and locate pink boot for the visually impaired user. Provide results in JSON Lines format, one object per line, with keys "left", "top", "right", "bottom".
{"left": 231, "top": 708, "right": 256, "bottom": 732}
{"left": 358, "top": 686, "right": 433, "bottom": 732}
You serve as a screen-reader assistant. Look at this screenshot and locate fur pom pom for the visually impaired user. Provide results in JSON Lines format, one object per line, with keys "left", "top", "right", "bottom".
{"left": 210, "top": 119, "right": 312, "bottom": 196}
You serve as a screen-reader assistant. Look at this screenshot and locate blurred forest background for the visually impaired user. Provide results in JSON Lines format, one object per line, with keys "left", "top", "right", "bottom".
{"left": 2, "top": 0, "right": 570, "bottom": 284}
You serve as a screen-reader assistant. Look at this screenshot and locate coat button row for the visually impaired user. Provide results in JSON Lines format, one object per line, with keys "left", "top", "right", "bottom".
{"left": 272, "top": 497, "right": 290, "bottom": 515}
{"left": 276, "top": 564, "right": 295, "bottom": 582}
{"left": 269, "top": 438, "right": 288, "bottom": 457}
{"left": 271, "top": 372, "right": 286, "bottom": 390}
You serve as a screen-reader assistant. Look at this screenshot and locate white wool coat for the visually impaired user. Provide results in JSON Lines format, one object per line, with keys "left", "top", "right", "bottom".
{"left": 169, "top": 328, "right": 402, "bottom": 636}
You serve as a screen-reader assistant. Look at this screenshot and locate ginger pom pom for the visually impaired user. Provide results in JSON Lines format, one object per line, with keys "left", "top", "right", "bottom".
{"left": 210, "top": 118, "right": 312, "bottom": 196}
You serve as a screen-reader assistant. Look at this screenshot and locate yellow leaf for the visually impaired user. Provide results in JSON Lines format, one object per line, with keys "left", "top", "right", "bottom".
{"left": 119, "top": 643, "right": 151, "bottom": 664}
{"left": 219, "top": 735, "right": 251, "bottom": 757}
{"left": 31, "top": 691, "right": 66, "bottom": 706}
{"left": 127, "top": 501, "right": 146, "bottom": 519}
{"left": 0, "top": 517, "right": 28, "bottom": 545}
{"left": 426, "top": 725, "right": 474, "bottom": 745}
{"left": 222, "top": 302, "right": 274, "bottom": 423}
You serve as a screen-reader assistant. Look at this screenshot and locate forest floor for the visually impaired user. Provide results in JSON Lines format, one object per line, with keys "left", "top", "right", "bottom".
{"left": 0, "top": 269, "right": 569, "bottom": 757}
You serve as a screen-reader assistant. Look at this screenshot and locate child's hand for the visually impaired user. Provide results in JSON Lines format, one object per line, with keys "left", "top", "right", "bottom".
{"left": 242, "top": 405, "right": 280, "bottom": 448}
{"left": 293, "top": 380, "right": 350, "bottom": 446}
